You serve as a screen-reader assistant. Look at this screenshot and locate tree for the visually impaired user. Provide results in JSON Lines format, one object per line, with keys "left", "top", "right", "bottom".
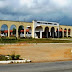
{"left": 18, "top": 26, "right": 24, "bottom": 35}
{"left": 13, "top": 28, "right": 16, "bottom": 35}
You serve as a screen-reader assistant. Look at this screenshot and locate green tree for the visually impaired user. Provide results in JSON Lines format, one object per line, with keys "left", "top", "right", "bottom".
{"left": 18, "top": 26, "right": 24, "bottom": 35}
{"left": 13, "top": 28, "right": 16, "bottom": 34}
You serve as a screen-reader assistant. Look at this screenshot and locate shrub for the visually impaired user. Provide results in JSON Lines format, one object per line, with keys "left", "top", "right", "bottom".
{"left": 11, "top": 54, "right": 15, "bottom": 60}
{"left": 10, "top": 54, "right": 20, "bottom": 60}
{"left": 0, "top": 55, "right": 8, "bottom": 61}
{"left": 15, "top": 55, "right": 20, "bottom": 60}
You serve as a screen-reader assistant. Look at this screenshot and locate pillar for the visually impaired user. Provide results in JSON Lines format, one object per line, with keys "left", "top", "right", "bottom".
{"left": 24, "top": 28, "right": 26, "bottom": 37}
{"left": 40, "top": 31, "right": 42, "bottom": 38}
{"left": 8, "top": 27, "right": 10, "bottom": 37}
{"left": 49, "top": 27, "right": 51, "bottom": 37}
{"left": 55, "top": 28, "right": 57, "bottom": 37}
{"left": 32, "top": 21, "right": 35, "bottom": 38}
{"left": 16, "top": 27, "right": 18, "bottom": 38}
{"left": 67, "top": 29, "right": 68, "bottom": 37}
{"left": 32, "top": 28, "right": 35, "bottom": 38}
{"left": 62, "top": 29, "right": 64, "bottom": 38}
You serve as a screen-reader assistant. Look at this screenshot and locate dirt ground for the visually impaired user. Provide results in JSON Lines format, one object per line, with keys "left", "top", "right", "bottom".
{"left": 0, "top": 43, "right": 72, "bottom": 62}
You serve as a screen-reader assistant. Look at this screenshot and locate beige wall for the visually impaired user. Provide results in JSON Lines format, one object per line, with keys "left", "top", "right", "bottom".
{"left": 0, "top": 20, "right": 72, "bottom": 38}
{"left": 0, "top": 20, "right": 33, "bottom": 38}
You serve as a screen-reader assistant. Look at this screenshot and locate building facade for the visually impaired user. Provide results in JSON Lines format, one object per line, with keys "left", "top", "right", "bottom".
{"left": 0, "top": 20, "right": 72, "bottom": 38}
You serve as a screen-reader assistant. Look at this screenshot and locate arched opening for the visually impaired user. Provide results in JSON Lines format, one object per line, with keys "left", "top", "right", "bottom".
{"left": 18, "top": 25, "right": 24, "bottom": 38}
{"left": 26, "top": 26, "right": 32, "bottom": 38}
{"left": 59, "top": 28, "right": 63, "bottom": 38}
{"left": 51, "top": 27, "right": 55, "bottom": 38}
{"left": 1, "top": 24, "right": 8, "bottom": 37}
{"left": 56, "top": 28, "right": 58, "bottom": 38}
{"left": 10, "top": 25, "right": 16, "bottom": 37}
{"left": 68, "top": 28, "right": 71, "bottom": 37}
{"left": 64, "top": 28, "right": 67, "bottom": 37}
{"left": 35, "top": 26, "right": 43, "bottom": 38}
{"left": 44, "top": 27, "right": 49, "bottom": 38}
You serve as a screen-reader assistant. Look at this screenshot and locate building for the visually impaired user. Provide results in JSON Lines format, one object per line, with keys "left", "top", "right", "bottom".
{"left": 0, "top": 20, "right": 72, "bottom": 38}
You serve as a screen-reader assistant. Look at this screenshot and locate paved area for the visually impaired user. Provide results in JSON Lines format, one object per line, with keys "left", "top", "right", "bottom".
{"left": 0, "top": 61, "right": 72, "bottom": 72}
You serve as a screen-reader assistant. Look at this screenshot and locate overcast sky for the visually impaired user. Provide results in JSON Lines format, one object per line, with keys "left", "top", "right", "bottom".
{"left": 0, "top": 0, "right": 72, "bottom": 25}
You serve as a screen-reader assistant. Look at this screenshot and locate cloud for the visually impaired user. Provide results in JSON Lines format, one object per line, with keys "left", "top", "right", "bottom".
{"left": 0, "top": 0, "right": 72, "bottom": 25}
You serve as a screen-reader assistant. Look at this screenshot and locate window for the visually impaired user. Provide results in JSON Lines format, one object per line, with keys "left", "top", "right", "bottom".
{"left": 54, "top": 24, "right": 57, "bottom": 25}
{"left": 48, "top": 23, "right": 52, "bottom": 24}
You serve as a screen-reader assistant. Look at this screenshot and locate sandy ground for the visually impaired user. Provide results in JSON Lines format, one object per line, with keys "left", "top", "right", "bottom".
{"left": 0, "top": 43, "right": 72, "bottom": 62}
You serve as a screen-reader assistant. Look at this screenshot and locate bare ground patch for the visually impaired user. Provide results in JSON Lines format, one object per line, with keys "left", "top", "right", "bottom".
{"left": 0, "top": 43, "right": 72, "bottom": 62}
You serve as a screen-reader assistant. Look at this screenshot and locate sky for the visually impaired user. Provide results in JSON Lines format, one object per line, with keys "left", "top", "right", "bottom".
{"left": 0, "top": 0, "right": 72, "bottom": 25}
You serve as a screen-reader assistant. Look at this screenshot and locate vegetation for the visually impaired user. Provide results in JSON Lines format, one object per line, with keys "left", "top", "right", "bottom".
{"left": 0, "top": 54, "right": 20, "bottom": 61}
{"left": 13, "top": 28, "right": 16, "bottom": 35}
{"left": 0, "top": 37, "right": 72, "bottom": 43}
{"left": 10, "top": 54, "right": 20, "bottom": 60}
{"left": 0, "top": 55, "right": 8, "bottom": 61}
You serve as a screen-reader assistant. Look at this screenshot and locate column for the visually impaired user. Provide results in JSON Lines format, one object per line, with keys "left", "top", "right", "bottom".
{"left": 16, "top": 27, "right": 18, "bottom": 38}
{"left": 8, "top": 27, "right": 10, "bottom": 37}
{"left": 32, "top": 28, "right": 34, "bottom": 38}
{"left": 40, "top": 31, "right": 42, "bottom": 38}
{"left": 49, "top": 28, "right": 51, "bottom": 37}
{"left": 62, "top": 29, "right": 64, "bottom": 38}
{"left": 55, "top": 28, "right": 57, "bottom": 37}
{"left": 24, "top": 28, "right": 26, "bottom": 37}
{"left": 67, "top": 29, "right": 68, "bottom": 37}
{"left": 32, "top": 22, "right": 35, "bottom": 38}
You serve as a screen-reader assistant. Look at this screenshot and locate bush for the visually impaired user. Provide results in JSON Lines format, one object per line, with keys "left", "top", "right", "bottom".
{"left": 11, "top": 54, "right": 15, "bottom": 60}
{"left": 15, "top": 55, "right": 20, "bottom": 60}
{"left": 10, "top": 54, "right": 20, "bottom": 60}
{"left": 0, "top": 55, "right": 8, "bottom": 61}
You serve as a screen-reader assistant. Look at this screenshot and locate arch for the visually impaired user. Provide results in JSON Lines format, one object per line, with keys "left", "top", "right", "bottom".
{"left": 64, "top": 28, "right": 67, "bottom": 37}
{"left": 10, "top": 25, "right": 16, "bottom": 37}
{"left": 35, "top": 26, "right": 43, "bottom": 38}
{"left": 18, "top": 25, "right": 24, "bottom": 37}
{"left": 35, "top": 26, "right": 43, "bottom": 32}
{"left": 1, "top": 24, "right": 8, "bottom": 37}
{"left": 51, "top": 27, "right": 55, "bottom": 38}
{"left": 44, "top": 27, "right": 49, "bottom": 38}
{"left": 59, "top": 28, "right": 63, "bottom": 38}
{"left": 68, "top": 28, "right": 71, "bottom": 37}
{"left": 26, "top": 26, "right": 32, "bottom": 38}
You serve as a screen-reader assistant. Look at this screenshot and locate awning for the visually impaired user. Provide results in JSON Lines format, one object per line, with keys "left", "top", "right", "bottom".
{"left": 4, "top": 30, "right": 8, "bottom": 33}
{"left": 10, "top": 30, "right": 13, "bottom": 32}
{"left": 20, "top": 29, "right": 29, "bottom": 32}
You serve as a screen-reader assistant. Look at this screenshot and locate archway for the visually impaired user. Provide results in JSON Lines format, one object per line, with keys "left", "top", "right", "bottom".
{"left": 35, "top": 26, "right": 43, "bottom": 38}
{"left": 44, "top": 27, "right": 49, "bottom": 38}
{"left": 10, "top": 25, "right": 16, "bottom": 37}
{"left": 26, "top": 26, "right": 32, "bottom": 38}
{"left": 51, "top": 27, "right": 55, "bottom": 38}
{"left": 59, "top": 28, "right": 63, "bottom": 38}
{"left": 18, "top": 25, "right": 24, "bottom": 37}
{"left": 68, "top": 28, "right": 71, "bottom": 37}
{"left": 1, "top": 24, "right": 8, "bottom": 37}
{"left": 56, "top": 28, "right": 58, "bottom": 38}
{"left": 64, "top": 28, "right": 67, "bottom": 37}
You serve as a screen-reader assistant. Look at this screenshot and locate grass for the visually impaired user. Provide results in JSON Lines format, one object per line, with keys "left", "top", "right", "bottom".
{"left": 0, "top": 37, "right": 72, "bottom": 43}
